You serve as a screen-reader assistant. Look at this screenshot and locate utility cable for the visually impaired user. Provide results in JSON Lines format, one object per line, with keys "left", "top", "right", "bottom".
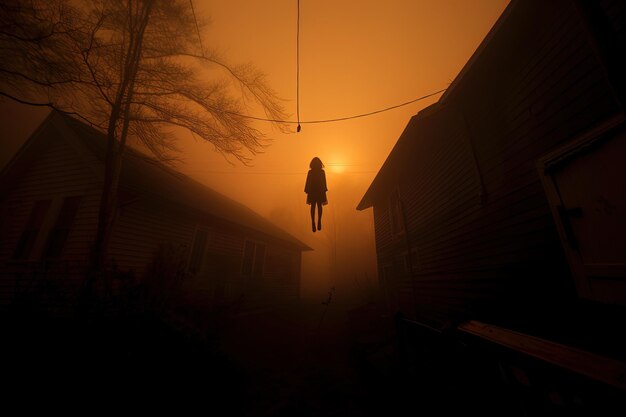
{"left": 297, "top": 0, "right": 301, "bottom": 132}
{"left": 226, "top": 88, "right": 446, "bottom": 125}
{"left": 189, "top": 0, "right": 446, "bottom": 128}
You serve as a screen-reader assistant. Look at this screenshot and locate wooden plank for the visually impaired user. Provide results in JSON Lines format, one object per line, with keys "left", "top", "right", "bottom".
{"left": 458, "top": 320, "right": 626, "bottom": 390}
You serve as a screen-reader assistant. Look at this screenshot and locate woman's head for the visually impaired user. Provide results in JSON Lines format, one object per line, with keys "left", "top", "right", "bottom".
{"left": 310, "top": 157, "right": 324, "bottom": 170}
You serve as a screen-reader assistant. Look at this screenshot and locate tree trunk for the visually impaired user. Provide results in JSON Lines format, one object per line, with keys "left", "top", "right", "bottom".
{"left": 84, "top": 0, "right": 153, "bottom": 300}
{"left": 85, "top": 125, "right": 123, "bottom": 297}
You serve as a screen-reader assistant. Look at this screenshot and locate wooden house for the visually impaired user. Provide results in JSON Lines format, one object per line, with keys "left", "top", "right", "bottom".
{"left": 0, "top": 111, "right": 310, "bottom": 310}
{"left": 357, "top": 0, "right": 626, "bottom": 406}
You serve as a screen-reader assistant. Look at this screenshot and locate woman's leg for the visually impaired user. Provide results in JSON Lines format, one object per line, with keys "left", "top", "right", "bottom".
{"left": 317, "top": 202, "right": 323, "bottom": 230}
{"left": 310, "top": 203, "right": 316, "bottom": 232}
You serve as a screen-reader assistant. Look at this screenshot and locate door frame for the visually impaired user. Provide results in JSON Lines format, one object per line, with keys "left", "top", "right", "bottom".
{"left": 536, "top": 113, "right": 626, "bottom": 301}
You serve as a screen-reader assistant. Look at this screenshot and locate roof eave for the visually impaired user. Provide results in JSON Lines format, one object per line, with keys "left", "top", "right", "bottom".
{"left": 357, "top": 188, "right": 374, "bottom": 211}
{"left": 356, "top": 102, "right": 441, "bottom": 211}
{"left": 440, "top": 0, "right": 517, "bottom": 104}
{"left": 355, "top": 2, "right": 517, "bottom": 211}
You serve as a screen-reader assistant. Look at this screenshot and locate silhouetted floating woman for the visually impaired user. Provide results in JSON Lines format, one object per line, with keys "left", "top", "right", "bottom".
{"left": 304, "top": 157, "right": 328, "bottom": 232}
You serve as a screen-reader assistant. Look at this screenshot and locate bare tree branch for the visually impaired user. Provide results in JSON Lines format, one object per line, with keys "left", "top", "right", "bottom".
{"left": 0, "top": 0, "right": 288, "bottom": 278}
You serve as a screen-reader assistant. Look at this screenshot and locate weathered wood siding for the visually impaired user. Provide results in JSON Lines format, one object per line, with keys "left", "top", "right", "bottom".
{"left": 181, "top": 224, "right": 301, "bottom": 306}
{"left": 197, "top": 226, "right": 246, "bottom": 299}
{"left": 263, "top": 246, "right": 300, "bottom": 300}
{"left": 84, "top": 191, "right": 301, "bottom": 306}
{"left": 373, "top": 204, "right": 391, "bottom": 302}
{"left": 109, "top": 198, "right": 196, "bottom": 279}
{"left": 1, "top": 114, "right": 304, "bottom": 310}
{"left": 371, "top": 0, "right": 624, "bottom": 327}
{"left": 0, "top": 122, "right": 101, "bottom": 303}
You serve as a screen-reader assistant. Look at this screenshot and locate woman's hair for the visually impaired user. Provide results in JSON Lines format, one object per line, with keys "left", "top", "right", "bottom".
{"left": 310, "top": 157, "right": 324, "bottom": 170}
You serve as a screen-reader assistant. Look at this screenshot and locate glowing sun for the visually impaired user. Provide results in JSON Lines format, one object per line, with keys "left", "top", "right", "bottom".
{"left": 326, "top": 161, "right": 346, "bottom": 173}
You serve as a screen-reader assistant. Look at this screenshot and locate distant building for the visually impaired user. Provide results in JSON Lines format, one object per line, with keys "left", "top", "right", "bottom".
{"left": 358, "top": 0, "right": 626, "bottom": 406}
{"left": 0, "top": 111, "right": 310, "bottom": 310}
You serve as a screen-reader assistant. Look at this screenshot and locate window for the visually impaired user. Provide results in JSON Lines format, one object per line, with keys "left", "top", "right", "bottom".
{"left": 43, "top": 196, "right": 82, "bottom": 259}
{"left": 241, "top": 240, "right": 266, "bottom": 278}
{"left": 188, "top": 226, "right": 208, "bottom": 274}
{"left": 389, "top": 189, "right": 405, "bottom": 236}
{"left": 13, "top": 199, "right": 52, "bottom": 260}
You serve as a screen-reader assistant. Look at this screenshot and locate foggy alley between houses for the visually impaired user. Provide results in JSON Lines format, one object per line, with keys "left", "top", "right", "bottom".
{"left": 2, "top": 0, "right": 626, "bottom": 415}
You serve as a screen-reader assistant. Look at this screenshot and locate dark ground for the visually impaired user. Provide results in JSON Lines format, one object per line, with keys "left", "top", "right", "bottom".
{"left": 2, "top": 298, "right": 411, "bottom": 415}
{"left": 4, "top": 296, "right": 623, "bottom": 416}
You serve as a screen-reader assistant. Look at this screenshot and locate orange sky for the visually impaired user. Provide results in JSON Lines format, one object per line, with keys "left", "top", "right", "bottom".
{"left": 186, "top": 0, "right": 509, "bottom": 206}
{"left": 0, "top": 0, "right": 509, "bottom": 300}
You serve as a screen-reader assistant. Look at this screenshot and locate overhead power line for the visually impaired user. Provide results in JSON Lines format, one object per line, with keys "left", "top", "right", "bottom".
{"left": 226, "top": 88, "right": 446, "bottom": 125}
{"left": 186, "top": 170, "right": 378, "bottom": 175}
{"left": 188, "top": 0, "right": 445, "bottom": 127}
{"left": 297, "top": 0, "right": 301, "bottom": 131}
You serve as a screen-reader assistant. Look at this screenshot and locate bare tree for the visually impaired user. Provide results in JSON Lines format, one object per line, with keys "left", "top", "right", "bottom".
{"left": 0, "top": 1, "right": 85, "bottom": 111}
{"left": 1, "top": 0, "right": 287, "bottom": 286}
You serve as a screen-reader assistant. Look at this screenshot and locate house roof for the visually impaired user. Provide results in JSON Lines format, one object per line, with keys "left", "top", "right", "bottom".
{"left": 9, "top": 111, "right": 311, "bottom": 251}
{"left": 356, "top": 0, "right": 516, "bottom": 211}
{"left": 356, "top": 103, "right": 440, "bottom": 210}
{"left": 439, "top": 0, "right": 516, "bottom": 104}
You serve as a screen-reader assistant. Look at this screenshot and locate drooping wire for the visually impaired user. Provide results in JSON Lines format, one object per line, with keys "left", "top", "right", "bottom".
{"left": 188, "top": 0, "right": 445, "bottom": 127}
{"left": 296, "top": 0, "right": 301, "bottom": 132}
{"left": 224, "top": 88, "right": 446, "bottom": 125}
